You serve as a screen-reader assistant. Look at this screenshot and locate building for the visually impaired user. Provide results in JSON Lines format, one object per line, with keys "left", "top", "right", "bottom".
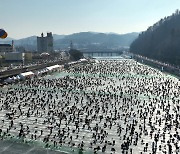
{"left": 0, "top": 44, "right": 13, "bottom": 52}
{"left": 24, "top": 52, "right": 32, "bottom": 61}
{"left": 5, "top": 52, "right": 25, "bottom": 62}
{"left": 37, "top": 32, "right": 53, "bottom": 53}
{"left": 0, "top": 40, "right": 15, "bottom": 53}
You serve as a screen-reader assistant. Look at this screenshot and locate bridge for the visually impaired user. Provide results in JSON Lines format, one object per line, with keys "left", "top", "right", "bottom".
{"left": 81, "top": 50, "right": 122, "bottom": 57}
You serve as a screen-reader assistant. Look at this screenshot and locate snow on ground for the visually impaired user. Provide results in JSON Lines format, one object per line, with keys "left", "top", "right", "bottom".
{"left": 0, "top": 59, "right": 179, "bottom": 154}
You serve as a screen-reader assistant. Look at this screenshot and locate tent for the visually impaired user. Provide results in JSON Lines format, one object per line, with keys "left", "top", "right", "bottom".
{"left": 79, "top": 58, "right": 88, "bottom": 62}
{"left": 12, "top": 76, "right": 17, "bottom": 81}
{"left": 41, "top": 68, "right": 49, "bottom": 73}
{"left": 46, "top": 65, "right": 61, "bottom": 72}
{"left": 16, "top": 75, "right": 21, "bottom": 80}
{"left": 4, "top": 77, "right": 13, "bottom": 83}
{"left": 19, "top": 71, "right": 34, "bottom": 80}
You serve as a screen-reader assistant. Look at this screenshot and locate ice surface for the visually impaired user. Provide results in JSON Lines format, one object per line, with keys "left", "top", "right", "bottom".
{"left": 0, "top": 59, "right": 179, "bottom": 154}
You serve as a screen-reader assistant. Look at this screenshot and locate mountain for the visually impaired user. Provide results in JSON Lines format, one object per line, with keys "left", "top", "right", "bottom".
{"left": 0, "top": 37, "right": 15, "bottom": 44}
{"left": 0, "top": 34, "right": 65, "bottom": 51}
{"left": 52, "top": 34, "right": 66, "bottom": 40}
{"left": 9, "top": 36, "right": 37, "bottom": 51}
{"left": 54, "top": 32, "right": 139, "bottom": 50}
{"left": 130, "top": 10, "right": 180, "bottom": 66}
{"left": 1, "top": 37, "right": 15, "bottom": 41}
{"left": 0, "top": 32, "right": 139, "bottom": 51}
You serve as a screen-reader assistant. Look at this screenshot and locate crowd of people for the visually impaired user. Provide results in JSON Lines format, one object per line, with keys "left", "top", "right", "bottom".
{"left": 0, "top": 59, "right": 179, "bottom": 154}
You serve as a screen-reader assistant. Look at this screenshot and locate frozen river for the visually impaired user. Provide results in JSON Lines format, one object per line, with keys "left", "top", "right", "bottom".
{"left": 0, "top": 59, "right": 179, "bottom": 154}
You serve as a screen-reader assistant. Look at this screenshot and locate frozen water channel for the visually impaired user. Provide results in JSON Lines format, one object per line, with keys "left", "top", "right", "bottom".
{"left": 0, "top": 59, "right": 179, "bottom": 154}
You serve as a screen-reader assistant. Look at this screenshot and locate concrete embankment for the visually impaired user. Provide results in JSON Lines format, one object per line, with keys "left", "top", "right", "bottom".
{"left": 133, "top": 54, "right": 180, "bottom": 79}
{"left": 0, "top": 60, "right": 69, "bottom": 81}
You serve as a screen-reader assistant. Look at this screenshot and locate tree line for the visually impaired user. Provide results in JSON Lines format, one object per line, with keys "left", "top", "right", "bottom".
{"left": 130, "top": 10, "right": 180, "bottom": 66}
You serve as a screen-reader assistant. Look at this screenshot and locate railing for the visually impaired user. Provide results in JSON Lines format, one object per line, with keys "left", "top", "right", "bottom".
{"left": 132, "top": 54, "right": 180, "bottom": 78}
{"left": 0, "top": 59, "right": 70, "bottom": 80}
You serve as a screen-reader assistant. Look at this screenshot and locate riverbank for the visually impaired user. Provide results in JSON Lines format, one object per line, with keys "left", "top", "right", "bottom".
{"left": 133, "top": 54, "right": 180, "bottom": 79}
{"left": 0, "top": 59, "right": 70, "bottom": 81}
{"left": 0, "top": 60, "right": 70, "bottom": 80}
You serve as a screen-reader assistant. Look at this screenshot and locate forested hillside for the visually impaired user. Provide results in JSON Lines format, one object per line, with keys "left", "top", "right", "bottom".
{"left": 54, "top": 32, "right": 138, "bottom": 50}
{"left": 130, "top": 10, "right": 180, "bottom": 66}
{"left": 0, "top": 32, "right": 138, "bottom": 51}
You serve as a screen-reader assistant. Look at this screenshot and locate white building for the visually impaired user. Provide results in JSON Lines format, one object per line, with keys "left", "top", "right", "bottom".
{"left": 5, "top": 52, "right": 25, "bottom": 61}
{"left": 37, "top": 32, "right": 53, "bottom": 53}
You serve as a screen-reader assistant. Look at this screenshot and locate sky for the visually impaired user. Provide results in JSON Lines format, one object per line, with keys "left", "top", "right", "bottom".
{"left": 1, "top": 0, "right": 180, "bottom": 39}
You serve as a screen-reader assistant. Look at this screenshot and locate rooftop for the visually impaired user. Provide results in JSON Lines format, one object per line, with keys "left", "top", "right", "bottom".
{"left": 0, "top": 44, "right": 12, "bottom": 47}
